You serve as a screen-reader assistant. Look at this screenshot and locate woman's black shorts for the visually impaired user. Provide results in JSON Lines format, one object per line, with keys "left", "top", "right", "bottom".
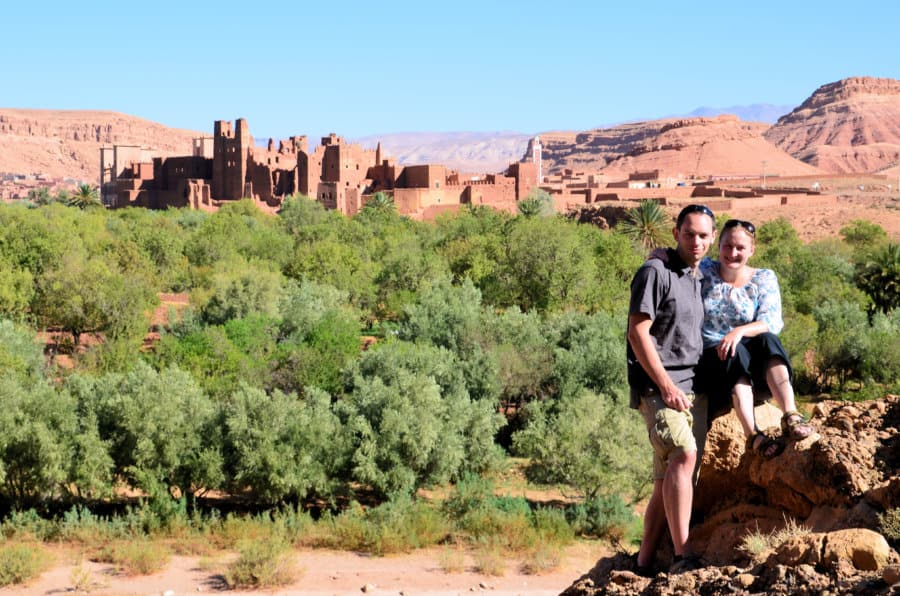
{"left": 697, "top": 332, "right": 793, "bottom": 416}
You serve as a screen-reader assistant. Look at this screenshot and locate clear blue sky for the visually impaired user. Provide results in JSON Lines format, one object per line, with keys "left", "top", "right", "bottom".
{"left": 4, "top": 0, "right": 898, "bottom": 142}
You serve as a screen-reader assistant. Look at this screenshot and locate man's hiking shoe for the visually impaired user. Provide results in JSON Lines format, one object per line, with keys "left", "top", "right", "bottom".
{"left": 669, "top": 553, "right": 705, "bottom": 574}
{"left": 629, "top": 553, "right": 655, "bottom": 578}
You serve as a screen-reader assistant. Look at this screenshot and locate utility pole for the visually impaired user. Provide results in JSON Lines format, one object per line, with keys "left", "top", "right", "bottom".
{"left": 761, "top": 160, "right": 767, "bottom": 190}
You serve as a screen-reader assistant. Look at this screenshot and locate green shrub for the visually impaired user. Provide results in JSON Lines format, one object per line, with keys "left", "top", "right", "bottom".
{"left": 513, "top": 390, "right": 650, "bottom": 501}
{"left": 317, "top": 499, "right": 451, "bottom": 555}
{"left": 96, "top": 540, "right": 171, "bottom": 575}
{"left": 1, "top": 509, "right": 56, "bottom": 541}
{"left": 223, "top": 385, "right": 345, "bottom": 503}
{"left": 566, "top": 493, "right": 639, "bottom": 541}
{"left": 337, "top": 341, "right": 503, "bottom": 499}
{"left": 224, "top": 537, "right": 298, "bottom": 589}
{"left": 0, "top": 543, "right": 45, "bottom": 587}
{"left": 879, "top": 508, "right": 900, "bottom": 546}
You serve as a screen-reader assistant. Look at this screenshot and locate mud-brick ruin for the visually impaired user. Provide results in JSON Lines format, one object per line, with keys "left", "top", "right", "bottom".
{"left": 100, "top": 118, "right": 540, "bottom": 218}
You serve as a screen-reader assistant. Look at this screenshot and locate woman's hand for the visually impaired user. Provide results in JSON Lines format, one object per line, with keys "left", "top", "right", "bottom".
{"left": 716, "top": 330, "right": 744, "bottom": 360}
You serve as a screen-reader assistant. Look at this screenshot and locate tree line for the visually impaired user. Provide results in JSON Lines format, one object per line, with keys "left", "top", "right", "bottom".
{"left": 0, "top": 195, "right": 896, "bottom": 512}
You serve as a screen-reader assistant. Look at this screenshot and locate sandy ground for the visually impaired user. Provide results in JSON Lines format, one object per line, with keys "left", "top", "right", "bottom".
{"left": 727, "top": 192, "right": 900, "bottom": 242}
{"left": 1, "top": 542, "right": 607, "bottom": 596}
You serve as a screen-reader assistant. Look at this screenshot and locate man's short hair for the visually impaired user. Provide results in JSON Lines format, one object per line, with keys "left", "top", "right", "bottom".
{"left": 676, "top": 204, "right": 715, "bottom": 228}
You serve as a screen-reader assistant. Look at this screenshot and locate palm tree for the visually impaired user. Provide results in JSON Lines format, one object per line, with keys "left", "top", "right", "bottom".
{"left": 618, "top": 200, "right": 670, "bottom": 252}
{"left": 26, "top": 187, "right": 53, "bottom": 205}
{"left": 856, "top": 242, "right": 900, "bottom": 314}
{"left": 517, "top": 189, "right": 553, "bottom": 218}
{"left": 67, "top": 184, "right": 101, "bottom": 209}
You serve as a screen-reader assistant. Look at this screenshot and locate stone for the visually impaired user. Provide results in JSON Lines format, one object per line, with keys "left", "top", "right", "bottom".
{"left": 883, "top": 564, "right": 900, "bottom": 585}
{"left": 736, "top": 573, "right": 755, "bottom": 588}
{"left": 773, "top": 534, "right": 824, "bottom": 567}
{"left": 822, "top": 528, "right": 891, "bottom": 571}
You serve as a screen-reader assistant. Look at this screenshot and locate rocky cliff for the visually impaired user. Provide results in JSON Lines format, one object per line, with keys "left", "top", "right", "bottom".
{"left": 562, "top": 396, "right": 900, "bottom": 594}
{"left": 765, "top": 77, "right": 900, "bottom": 174}
{"left": 528, "top": 115, "right": 821, "bottom": 179}
{"left": 0, "top": 109, "right": 203, "bottom": 183}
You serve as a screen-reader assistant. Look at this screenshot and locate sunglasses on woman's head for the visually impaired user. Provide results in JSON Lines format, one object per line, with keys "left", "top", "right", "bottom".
{"left": 723, "top": 219, "right": 756, "bottom": 236}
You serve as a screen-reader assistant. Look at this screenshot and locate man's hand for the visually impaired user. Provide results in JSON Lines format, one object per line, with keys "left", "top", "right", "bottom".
{"left": 629, "top": 313, "right": 692, "bottom": 412}
{"left": 660, "top": 384, "right": 692, "bottom": 412}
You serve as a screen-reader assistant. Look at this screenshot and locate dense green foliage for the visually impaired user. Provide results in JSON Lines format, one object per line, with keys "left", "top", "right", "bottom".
{"left": 0, "top": 196, "right": 895, "bottom": 515}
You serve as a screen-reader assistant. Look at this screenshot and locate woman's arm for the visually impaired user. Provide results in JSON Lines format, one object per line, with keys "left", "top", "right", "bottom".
{"left": 715, "top": 269, "right": 784, "bottom": 360}
{"left": 716, "top": 319, "right": 769, "bottom": 360}
{"left": 754, "top": 269, "right": 784, "bottom": 335}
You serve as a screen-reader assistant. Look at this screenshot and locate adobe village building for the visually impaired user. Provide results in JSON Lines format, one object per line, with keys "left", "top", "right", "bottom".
{"left": 100, "top": 117, "right": 841, "bottom": 221}
{"left": 100, "top": 118, "right": 540, "bottom": 218}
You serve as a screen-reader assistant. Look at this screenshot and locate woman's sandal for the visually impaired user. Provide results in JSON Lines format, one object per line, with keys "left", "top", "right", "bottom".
{"left": 781, "top": 410, "right": 814, "bottom": 440}
{"left": 748, "top": 430, "right": 784, "bottom": 459}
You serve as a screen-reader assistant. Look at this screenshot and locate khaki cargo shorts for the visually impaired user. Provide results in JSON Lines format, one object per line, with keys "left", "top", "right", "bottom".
{"left": 638, "top": 391, "right": 708, "bottom": 483}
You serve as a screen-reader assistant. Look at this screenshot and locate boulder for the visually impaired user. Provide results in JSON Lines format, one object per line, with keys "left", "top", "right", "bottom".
{"left": 563, "top": 395, "right": 900, "bottom": 594}
{"left": 822, "top": 528, "right": 891, "bottom": 572}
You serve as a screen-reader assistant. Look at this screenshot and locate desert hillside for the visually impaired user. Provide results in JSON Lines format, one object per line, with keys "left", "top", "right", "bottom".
{"left": 765, "top": 77, "right": 900, "bottom": 173}
{"left": 2, "top": 77, "right": 899, "bottom": 189}
{"left": 528, "top": 115, "right": 821, "bottom": 178}
{"left": 0, "top": 109, "right": 204, "bottom": 182}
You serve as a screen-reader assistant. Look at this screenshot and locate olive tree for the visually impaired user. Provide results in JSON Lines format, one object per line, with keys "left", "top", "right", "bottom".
{"left": 222, "top": 384, "right": 346, "bottom": 504}
{"left": 336, "top": 341, "right": 504, "bottom": 499}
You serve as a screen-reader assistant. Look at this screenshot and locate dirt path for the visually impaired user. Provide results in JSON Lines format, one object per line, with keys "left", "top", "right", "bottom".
{"left": 4, "top": 543, "right": 607, "bottom": 595}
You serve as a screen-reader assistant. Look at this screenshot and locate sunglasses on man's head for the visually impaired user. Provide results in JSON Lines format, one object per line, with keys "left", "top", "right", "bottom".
{"left": 676, "top": 204, "right": 715, "bottom": 227}
{"left": 682, "top": 204, "right": 714, "bottom": 219}
{"left": 723, "top": 219, "right": 756, "bottom": 235}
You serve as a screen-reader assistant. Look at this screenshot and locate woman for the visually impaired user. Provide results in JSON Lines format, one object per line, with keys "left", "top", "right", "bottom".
{"left": 698, "top": 219, "right": 813, "bottom": 458}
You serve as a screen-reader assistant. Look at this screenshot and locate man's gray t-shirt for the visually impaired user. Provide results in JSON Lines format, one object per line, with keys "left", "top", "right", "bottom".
{"left": 627, "top": 249, "right": 704, "bottom": 408}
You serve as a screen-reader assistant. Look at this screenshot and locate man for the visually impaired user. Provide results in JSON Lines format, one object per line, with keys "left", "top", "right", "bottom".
{"left": 627, "top": 204, "right": 716, "bottom": 574}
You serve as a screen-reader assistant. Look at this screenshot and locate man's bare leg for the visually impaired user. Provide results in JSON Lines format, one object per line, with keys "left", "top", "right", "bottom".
{"left": 662, "top": 449, "right": 697, "bottom": 556}
{"left": 637, "top": 479, "right": 666, "bottom": 567}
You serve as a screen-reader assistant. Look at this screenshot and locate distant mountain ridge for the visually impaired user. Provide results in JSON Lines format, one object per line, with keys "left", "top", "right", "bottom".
{"left": 352, "top": 131, "right": 532, "bottom": 174}
{"left": 2, "top": 77, "right": 899, "bottom": 186}
{"left": 686, "top": 103, "right": 794, "bottom": 123}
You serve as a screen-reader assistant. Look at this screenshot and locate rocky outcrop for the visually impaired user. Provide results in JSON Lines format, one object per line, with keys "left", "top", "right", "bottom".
{"left": 563, "top": 396, "right": 900, "bottom": 595}
{"left": 0, "top": 108, "right": 203, "bottom": 182}
{"left": 765, "top": 77, "right": 900, "bottom": 173}
{"left": 530, "top": 115, "right": 820, "bottom": 179}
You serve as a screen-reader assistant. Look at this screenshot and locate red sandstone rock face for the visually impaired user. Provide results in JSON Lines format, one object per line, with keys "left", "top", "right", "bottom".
{"left": 0, "top": 109, "right": 204, "bottom": 183}
{"left": 765, "top": 77, "right": 900, "bottom": 174}
{"left": 563, "top": 395, "right": 900, "bottom": 595}
{"left": 533, "top": 115, "right": 821, "bottom": 179}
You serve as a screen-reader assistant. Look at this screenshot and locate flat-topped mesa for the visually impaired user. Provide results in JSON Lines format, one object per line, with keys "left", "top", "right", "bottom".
{"left": 788, "top": 76, "right": 900, "bottom": 115}
{"left": 658, "top": 114, "right": 741, "bottom": 134}
{"left": 766, "top": 76, "right": 900, "bottom": 172}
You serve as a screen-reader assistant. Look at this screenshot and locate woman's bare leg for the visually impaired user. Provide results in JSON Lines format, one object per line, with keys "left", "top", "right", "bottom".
{"left": 765, "top": 358, "right": 797, "bottom": 414}
{"left": 731, "top": 376, "right": 755, "bottom": 439}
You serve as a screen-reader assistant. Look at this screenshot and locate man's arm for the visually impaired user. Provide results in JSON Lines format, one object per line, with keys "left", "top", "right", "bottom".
{"left": 627, "top": 313, "right": 692, "bottom": 412}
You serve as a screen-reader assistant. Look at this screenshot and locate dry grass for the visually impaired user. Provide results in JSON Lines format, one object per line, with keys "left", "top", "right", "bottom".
{"left": 224, "top": 538, "right": 300, "bottom": 589}
{"left": 0, "top": 542, "right": 48, "bottom": 587}
{"left": 520, "top": 541, "right": 564, "bottom": 575}
{"left": 739, "top": 517, "right": 811, "bottom": 560}
{"left": 437, "top": 540, "right": 467, "bottom": 573}
{"left": 95, "top": 540, "right": 171, "bottom": 575}
{"left": 471, "top": 538, "right": 506, "bottom": 576}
